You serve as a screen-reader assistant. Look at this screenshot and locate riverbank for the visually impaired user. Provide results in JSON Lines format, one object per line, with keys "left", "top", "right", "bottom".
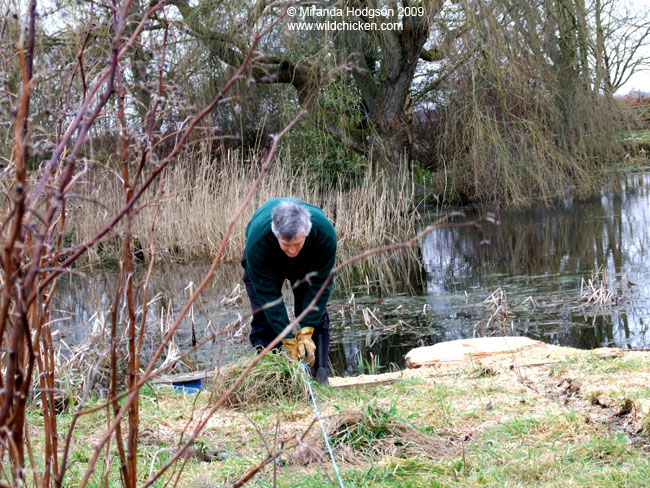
{"left": 30, "top": 340, "right": 650, "bottom": 487}
{"left": 47, "top": 167, "right": 650, "bottom": 381}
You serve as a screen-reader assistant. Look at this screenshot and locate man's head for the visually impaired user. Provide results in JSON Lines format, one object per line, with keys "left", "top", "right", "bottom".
{"left": 271, "top": 200, "right": 312, "bottom": 258}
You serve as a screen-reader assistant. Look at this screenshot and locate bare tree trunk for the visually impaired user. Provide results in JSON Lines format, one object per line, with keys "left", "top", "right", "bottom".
{"left": 576, "top": 0, "right": 591, "bottom": 88}
{"left": 369, "top": 18, "right": 429, "bottom": 171}
{"left": 594, "top": 0, "right": 610, "bottom": 95}
{"left": 170, "top": 0, "right": 442, "bottom": 173}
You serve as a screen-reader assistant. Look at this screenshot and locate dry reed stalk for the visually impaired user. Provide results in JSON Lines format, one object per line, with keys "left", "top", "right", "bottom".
{"left": 67, "top": 154, "right": 423, "bottom": 293}
{"left": 475, "top": 287, "right": 514, "bottom": 337}
{"left": 361, "top": 306, "right": 382, "bottom": 329}
{"left": 579, "top": 268, "right": 618, "bottom": 307}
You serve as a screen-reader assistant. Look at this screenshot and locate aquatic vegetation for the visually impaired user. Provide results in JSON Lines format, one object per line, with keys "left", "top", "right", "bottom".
{"left": 579, "top": 267, "right": 618, "bottom": 307}
{"left": 68, "top": 155, "right": 424, "bottom": 294}
{"left": 474, "top": 287, "right": 515, "bottom": 337}
{"left": 355, "top": 351, "right": 380, "bottom": 376}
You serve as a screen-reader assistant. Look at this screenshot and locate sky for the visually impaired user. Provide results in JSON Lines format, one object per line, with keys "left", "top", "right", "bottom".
{"left": 619, "top": 68, "right": 650, "bottom": 95}
{"left": 617, "top": 0, "right": 650, "bottom": 94}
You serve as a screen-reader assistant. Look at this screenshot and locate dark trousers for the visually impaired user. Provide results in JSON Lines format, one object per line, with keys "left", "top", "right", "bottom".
{"left": 241, "top": 253, "right": 330, "bottom": 376}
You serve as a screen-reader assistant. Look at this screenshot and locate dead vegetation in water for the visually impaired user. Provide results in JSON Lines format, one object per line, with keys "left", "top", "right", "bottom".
{"left": 220, "top": 284, "right": 244, "bottom": 306}
{"left": 474, "top": 287, "right": 516, "bottom": 337}
{"left": 579, "top": 267, "right": 618, "bottom": 307}
{"left": 335, "top": 293, "right": 421, "bottom": 338}
{"left": 48, "top": 291, "right": 215, "bottom": 408}
{"left": 210, "top": 353, "right": 310, "bottom": 409}
{"left": 50, "top": 313, "right": 113, "bottom": 407}
{"left": 471, "top": 266, "right": 636, "bottom": 338}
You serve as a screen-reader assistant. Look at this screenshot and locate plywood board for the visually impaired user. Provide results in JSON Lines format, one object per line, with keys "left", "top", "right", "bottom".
{"left": 405, "top": 336, "right": 544, "bottom": 368}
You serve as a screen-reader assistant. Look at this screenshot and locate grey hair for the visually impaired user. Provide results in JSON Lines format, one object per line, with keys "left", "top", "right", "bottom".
{"left": 271, "top": 200, "right": 312, "bottom": 239}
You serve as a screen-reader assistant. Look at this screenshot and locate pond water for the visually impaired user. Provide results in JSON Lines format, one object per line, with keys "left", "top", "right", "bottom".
{"left": 53, "top": 168, "right": 650, "bottom": 377}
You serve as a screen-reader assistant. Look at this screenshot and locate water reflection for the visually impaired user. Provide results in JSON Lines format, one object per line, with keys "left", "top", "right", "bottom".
{"left": 52, "top": 261, "right": 251, "bottom": 370}
{"left": 419, "top": 169, "right": 650, "bottom": 351}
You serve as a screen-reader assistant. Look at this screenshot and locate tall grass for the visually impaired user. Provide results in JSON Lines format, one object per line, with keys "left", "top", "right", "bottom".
{"left": 68, "top": 149, "right": 424, "bottom": 293}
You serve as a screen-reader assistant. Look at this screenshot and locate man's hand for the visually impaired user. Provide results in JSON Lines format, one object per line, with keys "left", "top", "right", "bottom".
{"left": 282, "top": 337, "right": 298, "bottom": 360}
{"left": 282, "top": 327, "right": 316, "bottom": 367}
{"left": 295, "top": 327, "right": 316, "bottom": 367}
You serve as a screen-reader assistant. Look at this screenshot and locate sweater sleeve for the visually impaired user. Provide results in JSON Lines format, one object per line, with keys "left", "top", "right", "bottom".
{"left": 297, "top": 227, "right": 337, "bottom": 329}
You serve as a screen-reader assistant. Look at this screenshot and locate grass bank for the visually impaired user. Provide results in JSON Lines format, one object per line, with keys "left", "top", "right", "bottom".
{"left": 623, "top": 129, "right": 650, "bottom": 152}
{"left": 67, "top": 150, "right": 424, "bottom": 293}
{"left": 26, "top": 344, "right": 650, "bottom": 487}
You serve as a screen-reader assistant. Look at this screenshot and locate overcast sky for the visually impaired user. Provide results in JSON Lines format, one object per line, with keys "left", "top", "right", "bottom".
{"left": 617, "top": 0, "right": 650, "bottom": 94}
{"left": 618, "top": 66, "right": 649, "bottom": 95}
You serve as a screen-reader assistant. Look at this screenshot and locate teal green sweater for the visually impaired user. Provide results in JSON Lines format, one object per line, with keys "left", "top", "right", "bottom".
{"left": 245, "top": 198, "right": 337, "bottom": 337}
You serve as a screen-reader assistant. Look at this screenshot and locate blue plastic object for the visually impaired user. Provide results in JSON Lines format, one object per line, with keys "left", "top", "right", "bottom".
{"left": 171, "top": 378, "right": 203, "bottom": 394}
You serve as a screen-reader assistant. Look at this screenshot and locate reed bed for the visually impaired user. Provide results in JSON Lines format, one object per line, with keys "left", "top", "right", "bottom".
{"left": 67, "top": 149, "right": 424, "bottom": 293}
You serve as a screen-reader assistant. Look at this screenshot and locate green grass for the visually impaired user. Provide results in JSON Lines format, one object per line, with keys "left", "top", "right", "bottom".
{"left": 582, "top": 355, "right": 650, "bottom": 374}
{"left": 485, "top": 417, "right": 541, "bottom": 441}
{"left": 624, "top": 129, "right": 650, "bottom": 145}
{"left": 238, "top": 436, "right": 650, "bottom": 487}
{"left": 329, "top": 402, "right": 402, "bottom": 450}
{"left": 17, "top": 350, "right": 650, "bottom": 488}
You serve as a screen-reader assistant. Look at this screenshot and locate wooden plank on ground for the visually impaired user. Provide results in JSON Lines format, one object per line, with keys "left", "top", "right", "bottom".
{"left": 405, "top": 336, "right": 544, "bottom": 368}
{"left": 151, "top": 370, "right": 213, "bottom": 385}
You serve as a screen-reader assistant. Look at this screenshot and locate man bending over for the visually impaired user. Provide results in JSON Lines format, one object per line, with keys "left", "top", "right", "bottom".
{"left": 241, "top": 198, "right": 337, "bottom": 385}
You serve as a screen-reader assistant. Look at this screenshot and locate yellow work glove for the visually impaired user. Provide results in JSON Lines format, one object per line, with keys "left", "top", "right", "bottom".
{"left": 282, "top": 337, "right": 298, "bottom": 360}
{"left": 282, "top": 327, "right": 316, "bottom": 367}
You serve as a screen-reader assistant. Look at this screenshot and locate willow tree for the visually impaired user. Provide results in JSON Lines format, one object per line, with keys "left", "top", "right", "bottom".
{"left": 162, "top": 0, "right": 649, "bottom": 203}
{"left": 166, "top": 0, "right": 456, "bottom": 172}
{"left": 425, "top": 0, "right": 641, "bottom": 206}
